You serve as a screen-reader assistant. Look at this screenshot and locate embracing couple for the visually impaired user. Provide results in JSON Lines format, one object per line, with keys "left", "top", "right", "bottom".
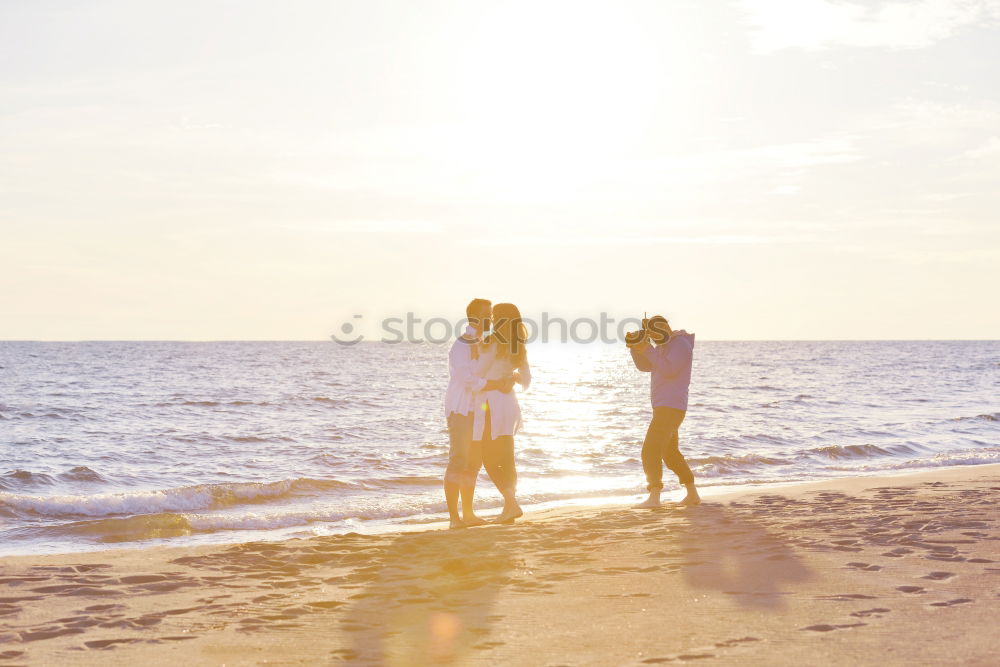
{"left": 443, "top": 298, "right": 531, "bottom": 529}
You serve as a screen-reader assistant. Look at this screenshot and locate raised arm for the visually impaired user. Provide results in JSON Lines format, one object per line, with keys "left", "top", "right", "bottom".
{"left": 629, "top": 341, "right": 653, "bottom": 372}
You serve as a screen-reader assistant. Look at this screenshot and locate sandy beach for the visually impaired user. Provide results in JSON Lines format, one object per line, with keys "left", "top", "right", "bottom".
{"left": 2, "top": 464, "right": 998, "bottom": 666}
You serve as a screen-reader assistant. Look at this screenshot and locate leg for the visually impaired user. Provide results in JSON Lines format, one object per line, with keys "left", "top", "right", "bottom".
{"left": 460, "top": 440, "right": 487, "bottom": 526}
{"left": 660, "top": 409, "right": 699, "bottom": 505}
{"left": 480, "top": 408, "right": 521, "bottom": 522}
{"left": 480, "top": 405, "right": 504, "bottom": 492}
{"left": 493, "top": 436, "right": 522, "bottom": 522}
{"left": 633, "top": 410, "right": 668, "bottom": 508}
{"left": 444, "top": 412, "right": 473, "bottom": 528}
{"left": 485, "top": 435, "right": 516, "bottom": 494}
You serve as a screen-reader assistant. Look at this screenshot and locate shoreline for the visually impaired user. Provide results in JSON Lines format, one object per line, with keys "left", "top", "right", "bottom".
{"left": 4, "top": 462, "right": 1000, "bottom": 560}
{"left": 2, "top": 463, "right": 999, "bottom": 664}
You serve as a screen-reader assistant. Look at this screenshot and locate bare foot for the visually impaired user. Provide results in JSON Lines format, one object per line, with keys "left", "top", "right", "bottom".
{"left": 496, "top": 504, "right": 523, "bottom": 523}
{"left": 678, "top": 493, "right": 701, "bottom": 506}
{"left": 632, "top": 494, "right": 662, "bottom": 509}
{"left": 463, "top": 515, "right": 488, "bottom": 527}
{"left": 449, "top": 518, "right": 466, "bottom": 529}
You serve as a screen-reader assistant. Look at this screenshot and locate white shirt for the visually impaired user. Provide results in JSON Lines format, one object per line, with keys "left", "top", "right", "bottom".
{"left": 472, "top": 341, "right": 531, "bottom": 440}
{"left": 444, "top": 326, "right": 487, "bottom": 417}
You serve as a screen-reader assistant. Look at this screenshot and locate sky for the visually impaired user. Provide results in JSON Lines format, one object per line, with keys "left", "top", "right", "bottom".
{"left": 2, "top": 0, "right": 999, "bottom": 340}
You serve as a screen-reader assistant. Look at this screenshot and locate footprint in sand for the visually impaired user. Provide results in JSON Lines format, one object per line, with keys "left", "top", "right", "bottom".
{"left": 72, "top": 564, "right": 112, "bottom": 573}
{"left": 714, "top": 636, "right": 761, "bottom": 648}
{"left": 801, "top": 622, "right": 866, "bottom": 632}
{"left": 816, "top": 593, "right": 877, "bottom": 601}
{"left": 921, "top": 571, "right": 956, "bottom": 581}
{"left": 846, "top": 562, "right": 883, "bottom": 572}
{"left": 926, "top": 555, "right": 966, "bottom": 563}
{"left": 882, "top": 548, "right": 913, "bottom": 558}
{"left": 80, "top": 604, "right": 126, "bottom": 613}
{"left": 850, "top": 608, "right": 891, "bottom": 618}
{"left": 118, "top": 575, "right": 169, "bottom": 585}
{"left": 929, "top": 598, "right": 974, "bottom": 607}
{"left": 642, "top": 654, "right": 715, "bottom": 663}
{"left": 330, "top": 648, "right": 358, "bottom": 662}
{"left": 85, "top": 638, "right": 144, "bottom": 650}
{"left": 0, "top": 576, "right": 48, "bottom": 585}
{"left": 19, "top": 627, "right": 85, "bottom": 642}
{"left": 896, "top": 586, "right": 925, "bottom": 594}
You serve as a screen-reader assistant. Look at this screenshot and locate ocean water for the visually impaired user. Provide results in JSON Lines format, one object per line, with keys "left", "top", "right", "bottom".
{"left": 0, "top": 340, "right": 997, "bottom": 556}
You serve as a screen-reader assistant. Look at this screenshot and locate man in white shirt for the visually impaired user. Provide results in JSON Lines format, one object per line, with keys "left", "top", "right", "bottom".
{"left": 444, "top": 298, "right": 513, "bottom": 529}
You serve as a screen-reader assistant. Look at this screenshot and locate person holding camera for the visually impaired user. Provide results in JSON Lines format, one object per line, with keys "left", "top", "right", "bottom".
{"left": 625, "top": 315, "right": 700, "bottom": 508}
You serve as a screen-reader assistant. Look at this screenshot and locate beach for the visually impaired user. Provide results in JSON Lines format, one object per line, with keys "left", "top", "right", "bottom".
{"left": 2, "top": 463, "right": 998, "bottom": 665}
{"left": 5, "top": 0, "right": 1000, "bottom": 663}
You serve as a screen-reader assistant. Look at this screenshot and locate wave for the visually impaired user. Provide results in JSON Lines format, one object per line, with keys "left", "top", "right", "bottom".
{"left": 228, "top": 435, "right": 296, "bottom": 443}
{"left": 60, "top": 466, "right": 105, "bottom": 483}
{"left": 7, "top": 508, "right": 356, "bottom": 544}
{"left": 160, "top": 399, "right": 273, "bottom": 408}
{"left": 826, "top": 448, "right": 1000, "bottom": 473}
{"left": 952, "top": 412, "right": 999, "bottom": 422}
{"left": 12, "top": 513, "right": 197, "bottom": 543}
{"left": 162, "top": 396, "right": 381, "bottom": 410}
{"left": 7, "top": 452, "right": 1000, "bottom": 547}
{"left": 804, "top": 443, "right": 922, "bottom": 460}
{"left": 690, "top": 453, "right": 792, "bottom": 474}
{"left": 309, "top": 397, "right": 350, "bottom": 407}
{"left": 0, "top": 477, "right": 352, "bottom": 519}
{"left": 364, "top": 476, "right": 442, "bottom": 488}
{"left": 0, "top": 466, "right": 106, "bottom": 492}
{"left": 0, "top": 470, "right": 56, "bottom": 491}
{"left": 9, "top": 409, "right": 79, "bottom": 420}
{"left": 5, "top": 485, "right": 660, "bottom": 545}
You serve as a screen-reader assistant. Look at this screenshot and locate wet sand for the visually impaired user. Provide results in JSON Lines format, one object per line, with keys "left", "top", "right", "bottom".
{"left": 2, "top": 464, "right": 999, "bottom": 665}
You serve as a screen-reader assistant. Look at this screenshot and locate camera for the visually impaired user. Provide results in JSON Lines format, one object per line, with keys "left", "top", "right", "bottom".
{"left": 625, "top": 328, "right": 646, "bottom": 347}
{"left": 625, "top": 313, "right": 670, "bottom": 347}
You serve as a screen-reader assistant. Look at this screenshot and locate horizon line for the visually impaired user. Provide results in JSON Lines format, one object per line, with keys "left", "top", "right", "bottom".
{"left": 2, "top": 338, "right": 998, "bottom": 344}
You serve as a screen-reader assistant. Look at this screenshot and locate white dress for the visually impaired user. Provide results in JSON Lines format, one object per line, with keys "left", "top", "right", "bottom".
{"left": 472, "top": 342, "right": 531, "bottom": 440}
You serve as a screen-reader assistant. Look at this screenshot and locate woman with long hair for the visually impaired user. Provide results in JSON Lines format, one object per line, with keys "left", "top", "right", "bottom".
{"left": 473, "top": 302, "right": 531, "bottom": 523}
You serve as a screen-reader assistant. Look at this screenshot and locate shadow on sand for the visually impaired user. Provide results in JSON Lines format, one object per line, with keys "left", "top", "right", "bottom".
{"left": 670, "top": 502, "right": 814, "bottom": 609}
{"left": 340, "top": 527, "right": 515, "bottom": 665}
{"left": 339, "top": 499, "right": 815, "bottom": 664}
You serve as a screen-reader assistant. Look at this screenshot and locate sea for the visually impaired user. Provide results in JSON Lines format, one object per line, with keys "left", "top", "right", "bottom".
{"left": 1, "top": 340, "right": 997, "bottom": 556}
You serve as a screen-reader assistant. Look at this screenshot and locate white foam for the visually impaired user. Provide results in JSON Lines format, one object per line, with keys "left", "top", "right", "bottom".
{"left": 0, "top": 478, "right": 315, "bottom": 518}
{"left": 185, "top": 509, "right": 350, "bottom": 531}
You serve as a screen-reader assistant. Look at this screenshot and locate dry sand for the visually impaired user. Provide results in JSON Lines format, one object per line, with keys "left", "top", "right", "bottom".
{"left": 2, "top": 464, "right": 999, "bottom": 666}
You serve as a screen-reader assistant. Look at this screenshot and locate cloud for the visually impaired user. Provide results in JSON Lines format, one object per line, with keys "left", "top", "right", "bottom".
{"left": 462, "top": 234, "right": 803, "bottom": 247}
{"left": 964, "top": 135, "right": 1000, "bottom": 158}
{"left": 269, "top": 221, "right": 443, "bottom": 234}
{"left": 741, "top": 0, "right": 1000, "bottom": 53}
{"left": 619, "top": 136, "right": 861, "bottom": 192}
